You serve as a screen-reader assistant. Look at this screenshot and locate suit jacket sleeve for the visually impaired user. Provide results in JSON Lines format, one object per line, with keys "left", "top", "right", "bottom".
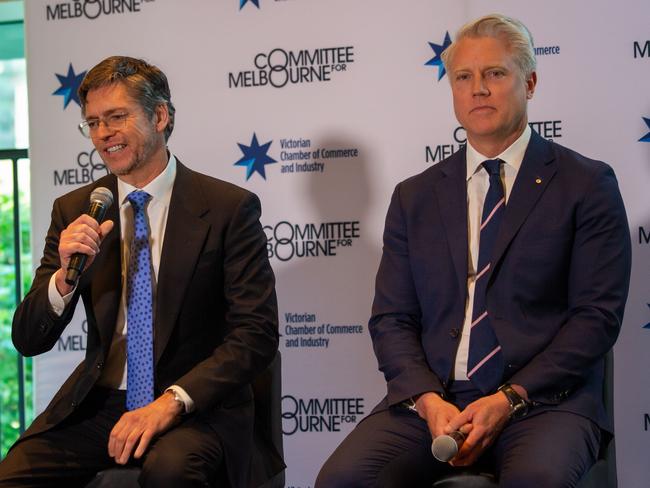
{"left": 369, "top": 183, "right": 445, "bottom": 407}
{"left": 174, "top": 192, "right": 279, "bottom": 412}
{"left": 12, "top": 197, "right": 81, "bottom": 356}
{"left": 508, "top": 164, "right": 631, "bottom": 404}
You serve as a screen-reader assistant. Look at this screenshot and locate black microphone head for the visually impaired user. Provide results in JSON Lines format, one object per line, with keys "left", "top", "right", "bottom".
{"left": 431, "top": 434, "right": 459, "bottom": 462}
{"left": 65, "top": 186, "right": 115, "bottom": 286}
{"left": 90, "top": 187, "right": 114, "bottom": 208}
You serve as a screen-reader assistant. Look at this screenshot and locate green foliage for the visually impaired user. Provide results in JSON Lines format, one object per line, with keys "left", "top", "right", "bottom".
{"left": 0, "top": 164, "right": 32, "bottom": 458}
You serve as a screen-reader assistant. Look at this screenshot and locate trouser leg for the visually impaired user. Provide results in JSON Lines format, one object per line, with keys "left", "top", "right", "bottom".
{"left": 316, "top": 407, "right": 453, "bottom": 488}
{"left": 139, "top": 415, "right": 225, "bottom": 488}
{"left": 494, "top": 411, "right": 601, "bottom": 488}
{"left": 0, "top": 388, "right": 126, "bottom": 487}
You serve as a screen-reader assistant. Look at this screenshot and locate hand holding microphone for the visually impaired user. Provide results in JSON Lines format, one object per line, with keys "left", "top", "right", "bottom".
{"left": 431, "top": 389, "right": 517, "bottom": 466}
{"left": 431, "top": 430, "right": 467, "bottom": 462}
{"left": 408, "top": 392, "right": 466, "bottom": 462}
{"left": 56, "top": 187, "right": 114, "bottom": 291}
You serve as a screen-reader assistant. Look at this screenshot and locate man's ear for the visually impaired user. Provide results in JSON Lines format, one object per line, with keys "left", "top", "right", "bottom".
{"left": 526, "top": 71, "right": 537, "bottom": 100}
{"left": 154, "top": 103, "right": 170, "bottom": 134}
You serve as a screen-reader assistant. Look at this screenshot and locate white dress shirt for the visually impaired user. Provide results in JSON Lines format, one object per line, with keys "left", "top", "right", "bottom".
{"left": 48, "top": 154, "right": 194, "bottom": 412}
{"left": 453, "top": 125, "right": 531, "bottom": 380}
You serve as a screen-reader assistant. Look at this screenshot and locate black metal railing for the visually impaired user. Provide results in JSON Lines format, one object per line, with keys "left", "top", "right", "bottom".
{"left": 0, "top": 148, "right": 29, "bottom": 451}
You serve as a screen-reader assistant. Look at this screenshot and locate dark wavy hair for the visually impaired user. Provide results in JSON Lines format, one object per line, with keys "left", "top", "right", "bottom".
{"left": 78, "top": 56, "right": 176, "bottom": 141}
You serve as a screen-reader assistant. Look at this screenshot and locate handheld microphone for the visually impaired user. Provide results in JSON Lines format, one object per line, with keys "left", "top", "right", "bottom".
{"left": 64, "top": 187, "right": 114, "bottom": 287}
{"left": 431, "top": 431, "right": 466, "bottom": 462}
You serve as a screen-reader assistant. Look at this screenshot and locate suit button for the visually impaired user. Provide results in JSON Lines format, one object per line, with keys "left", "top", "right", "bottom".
{"left": 96, "top": 362, "right": 104, "bottom": 370}
{"left": 39, "top": 323, "right": 47, "bottom": 332}
{"left": 71, "top": 401, "right": 77, "bottom": 408}
{"left": 449, "top": 328, "right": 460, "bottom": 338}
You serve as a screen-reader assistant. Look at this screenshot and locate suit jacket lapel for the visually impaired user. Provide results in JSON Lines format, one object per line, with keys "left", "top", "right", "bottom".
{"left": 154, "top": 161, "right": 210, "bottom": 365}
{"left": 488, "top": 131, "right": 557, "bottom": 282}
{"left": 88, "top": 175, "right": 122, "bottom": 357}
{"left": 434, "top": 148, "right": 468, "bottom": 293}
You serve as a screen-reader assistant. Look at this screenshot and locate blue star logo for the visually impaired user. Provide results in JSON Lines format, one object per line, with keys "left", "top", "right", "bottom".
{"left": 644, "top": 304, "right": 650, "bottom": 329}
{"left": 240, "top": 0, "right": 260, "bottom": 9}
{"left": 640, "top": 117, "right": 650, "bottom": 143}
{"left": 425, "top": 31, "right": 452, "bottom": 81}
{"left": 234, "top": 133, "right": 277, "bottom": 180}
{"left": 52, "top": 63, "right": 86, "bottom": 109}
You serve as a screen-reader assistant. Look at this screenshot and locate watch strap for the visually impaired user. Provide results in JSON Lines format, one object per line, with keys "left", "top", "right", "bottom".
{"left": 498, "top": 383, "right": 529, "bottom": 419}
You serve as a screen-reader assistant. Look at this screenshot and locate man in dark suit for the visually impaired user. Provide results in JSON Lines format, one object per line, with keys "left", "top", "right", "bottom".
{"left": 317, "top": 14, "right": 631, "bottom": 488}
{"left": 0, "top": 56, "right": 283, "bottom": 487}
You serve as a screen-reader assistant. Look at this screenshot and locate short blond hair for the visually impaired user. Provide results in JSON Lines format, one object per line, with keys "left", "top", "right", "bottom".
{"left": 441, "top": 14, "right": 537, "bottom": 79}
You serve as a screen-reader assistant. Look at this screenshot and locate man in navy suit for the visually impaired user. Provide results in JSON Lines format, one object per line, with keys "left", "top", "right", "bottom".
{"left": 317, "top": 14, "right": 631, "bottom": 488}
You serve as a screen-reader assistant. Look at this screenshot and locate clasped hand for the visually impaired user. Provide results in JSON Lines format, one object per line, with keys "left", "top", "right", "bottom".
{"left": 415, "top": 391, "right": 511, "bottom": 466}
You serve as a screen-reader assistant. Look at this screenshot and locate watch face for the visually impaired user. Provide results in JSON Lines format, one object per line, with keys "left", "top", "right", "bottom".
{"left": 512, "top": 403, "right": 528, "bottom": 419}
{"left": 511, "top": 396, "right": 528, "bottom": 418}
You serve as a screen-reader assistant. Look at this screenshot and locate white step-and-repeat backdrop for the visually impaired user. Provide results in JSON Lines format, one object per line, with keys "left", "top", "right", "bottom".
{"left": 23, "top": 1, "right": 649, "bottom": 486}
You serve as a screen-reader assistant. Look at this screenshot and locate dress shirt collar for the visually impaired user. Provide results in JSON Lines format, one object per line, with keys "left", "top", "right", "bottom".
{"left": 117, "top": 152, "right": 177, "bottom": 207}
{"left": 465, "top": 124, "right": 532, "bottom": 180}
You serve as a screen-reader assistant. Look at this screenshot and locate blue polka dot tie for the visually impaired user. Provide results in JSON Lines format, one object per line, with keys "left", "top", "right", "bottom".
{"left": 126, "top": 190, "right": 154, "bottom": 410}
{"left": 467, "top": 159, "right": 505, "bottom": 394}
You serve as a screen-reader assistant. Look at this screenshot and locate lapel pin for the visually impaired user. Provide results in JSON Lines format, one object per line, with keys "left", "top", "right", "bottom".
{"left": 535, "top": 178, "right": 542, "bottom": 184}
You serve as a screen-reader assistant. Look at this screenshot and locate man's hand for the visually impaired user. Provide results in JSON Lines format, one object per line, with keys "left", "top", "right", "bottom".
{"left": 444, "top": 391, "right": 511, "bottom": 466}
{"left": 54, "top": 214, "right": 114, "bottom": 295}
{"left": 415, "top": 392, "right": 465, "bottom": 438}
{"left": 108, "top": 391, "right": 183, "bottom": 465}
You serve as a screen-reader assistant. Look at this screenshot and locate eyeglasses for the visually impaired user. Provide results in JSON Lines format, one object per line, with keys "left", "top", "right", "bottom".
{"left": 78, "top": 112, "right": 130, "bottom": 138}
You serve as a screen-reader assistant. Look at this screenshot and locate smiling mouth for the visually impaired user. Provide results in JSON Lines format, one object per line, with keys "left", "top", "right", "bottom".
{"left": 106, "top": 144, "right": 126, "bottom": 153}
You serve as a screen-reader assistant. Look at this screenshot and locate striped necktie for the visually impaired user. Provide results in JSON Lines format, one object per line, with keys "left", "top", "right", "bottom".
{"left": 467, "top": 159, "right": 505, "bottom": 394}
{"left": 126, "top": 190, "right": 155, "bottom": 410}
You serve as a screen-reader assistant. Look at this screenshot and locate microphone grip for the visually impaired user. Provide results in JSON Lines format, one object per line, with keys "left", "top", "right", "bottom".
{"left": 447, "top": 430, "right": 466, "bottom": 444}
{"left": 63, "top": 202, "right": 109, "bottom": 287}
{"left": 65, "top": 254, "right": 87, "bottom": 287}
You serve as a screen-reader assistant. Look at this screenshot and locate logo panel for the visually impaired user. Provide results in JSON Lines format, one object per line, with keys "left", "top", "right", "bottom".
{"left": 263, "top": 221, "right": 360, "bottom": 262}
{"left": 640, "top": 117, "right": 650, "bottom": 142}
{"left": 425, "top": 31, "right": 452, "bottom": 81}
{"left": 282, "top": 395, "right": 364, "bottom": 435}
{"left": 233, "top": 134, "right": 359, "bottom": 181}
{"left": 533, "top": 44, "right": 561, "bottom": 56}
{"left": 634, "top": 40, "right": 650, "bottom": 59}
{"left": 53, "top": 148, "right": 109, "bottom": 186}
{"left": 228, "top": 46, "right": 354, "bottom": 89}
{"left": 52, "top": 63, "right": 86, "bottom": 109}
{"left": 425, "top": 121, "right": 563, "bottom": 164}
{"left": 239, "top": 0, "right": 260, "bottom": 9}
{"left": 282, "top": 311, "right": 364, "bottom": 350}
{"left": 234, "top": 133, "right": 277, "bottom": 180}
{"left": 57, "top": 320, "right": 88, "bottom": 352}
{"left": 45, "top": 0, "right": 151, "bottom": 22}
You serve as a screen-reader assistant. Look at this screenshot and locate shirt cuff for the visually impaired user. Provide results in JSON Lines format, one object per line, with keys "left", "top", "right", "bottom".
{"left": 166, "top": 385, "right": 195, "bottom": 414}
{"left": 48, "top": 272, "right": 75, "bottom": 317}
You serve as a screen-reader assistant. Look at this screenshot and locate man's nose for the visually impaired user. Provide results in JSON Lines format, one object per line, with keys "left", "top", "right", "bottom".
{"left": 95, "top": 119, "right": 117, "bottom": 139}
{"left": 472, "top": 76, "right": 489, "bottom": 97}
